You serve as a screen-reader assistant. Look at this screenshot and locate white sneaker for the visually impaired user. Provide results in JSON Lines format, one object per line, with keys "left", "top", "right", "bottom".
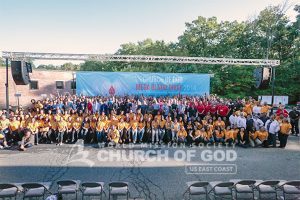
{"left": 0, "top": 145, "right": 3, "bottom": 149}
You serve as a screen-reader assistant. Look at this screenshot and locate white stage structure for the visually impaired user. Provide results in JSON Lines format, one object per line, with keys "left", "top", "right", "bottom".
{"left": 2, "top": 51, "right": 280, "bottom": 66}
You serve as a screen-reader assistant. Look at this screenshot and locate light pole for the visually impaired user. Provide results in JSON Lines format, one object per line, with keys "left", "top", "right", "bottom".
{"left": 5, "top": 58, "right": 9, "bottom": 117}
{"left": 271, "top": 66, "right": 276, "bottom": 114}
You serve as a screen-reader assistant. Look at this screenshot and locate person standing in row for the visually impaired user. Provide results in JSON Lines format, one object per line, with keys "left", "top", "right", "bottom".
{"left": 289, "top": 107, "right": 300, "bottom": 136}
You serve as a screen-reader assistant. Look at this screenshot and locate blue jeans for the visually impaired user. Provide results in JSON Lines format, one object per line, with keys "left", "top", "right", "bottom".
{"left": 215, "top": 137, "right": 224, "bottom": 143}
{"left": 159, "top": 128, "right": 165, "bottom": 142}
{"left": 137, "top": 129, "right": 145, "bottom": 142}
{"left": 132, "top": 128, "right": 138, "bottom": 143}
{"left": 0, "top": 128, "right": 9, "bottom": 141}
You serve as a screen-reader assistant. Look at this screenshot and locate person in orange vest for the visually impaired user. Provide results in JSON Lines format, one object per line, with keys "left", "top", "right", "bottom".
{"left": 278, "top": 118, "right": 292, "bottom": 148}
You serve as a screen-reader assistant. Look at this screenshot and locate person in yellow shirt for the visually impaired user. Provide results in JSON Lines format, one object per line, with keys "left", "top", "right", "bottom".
{"left": 0, "top": 115, "right": 10, "bottom": 145}
{"left": 56, "top": 118, "right": 67, "bottom": 145}
{"left": 81, "top": 117, "right": 90, "bottom": 142}
{"left": 261, "top": 102, "right": 271, "bottom": 116}
{"left": 27, "top": 117, "right": 39, "bottom": 145}
{"left": 72, "top": 117, "right": 82, "bottom": 143}
{"left": 137, "top": 118, "right": 145, "bottom": 143}
{"left": 117, "top": 118, "right": 126, "bottom": 144}
{"left": 214, "top": 126, "right": 224, "bottom": 144}
{"left": 204, "top": 125, "right": 214, "bottom": 144}
{"left": 65, "top": 117, "right": 74, "bottom": 143}
{"left": 154, "top": 111, "right": 162, "bottom": 122}
{"left": 121, "top": 118, "right": 131, "bottom": 144}
{"left": 244, "top": 101, "right": 253, "bottom": 115}
{"left": 117, "top": 111, "right": 125, "bottom": 121}
{"left": 164, "top": 117, "right": 172, "bottom": 143}
{"left": 224, "top": 126, "right": 235, "bottom": 146}
{"left": 40, "top": 117, "right": 51, "bottom": 143}
{"left": 278, "top": 118, "right": 292, "bottom": 148}
{"left": 9, "top": 116, "right": 21, "bottom": 143}
{"left": 62, "top": 111, "right": 70, "bottom": 122}
{"left": 89, "top": 117, "right": 97, "bottom": 143}
{"left": 130, "top": 116, "right": 139, "bottom": 143}
{"left": 177, "top": 126, "right": 187, "bottom": 144}
{"left": 151, "top": 118, "right": 160, "bottom": 144}
{"left": 107, "top": 125, "right": 120, "bottom": 146}
{"left": 171, "top": 119, "right": 180, "bottom": 143}
{"left": 213, "top": 117, "right": 226, "bottom": 129}
{"left": 142, "top": 117, "right": 150, "bottom": 143}
{"left": 158, "top": 116, "right": 166, "bottom": 144}
{"left": 249, "top": 126, "right": 268, "bottom": 147}
{"left": 95, "top": 117, "right": 104, "bottom": 143}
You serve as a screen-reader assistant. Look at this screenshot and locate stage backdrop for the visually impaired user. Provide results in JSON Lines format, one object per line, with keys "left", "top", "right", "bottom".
{"left": 76, "top": 72, "right": 210, "bottom": 96}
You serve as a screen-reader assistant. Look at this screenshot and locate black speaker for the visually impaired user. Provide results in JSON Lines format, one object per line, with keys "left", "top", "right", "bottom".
{"left": 254, "top": 67, "right": 271, "bottom": 89}
{"left": 11, "top": 61, "right": 31, "bottom": 85}
{"left": 25, "top": 62, "right": 32, "bottom": 73}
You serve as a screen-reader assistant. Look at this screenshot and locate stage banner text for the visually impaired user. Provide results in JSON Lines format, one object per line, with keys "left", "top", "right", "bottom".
{"left": 76, "top": 72, "right": 210, "bottom": 96}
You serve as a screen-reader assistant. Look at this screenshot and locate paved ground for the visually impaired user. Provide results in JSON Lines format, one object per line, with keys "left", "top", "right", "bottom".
{"left": 0, "top": 136, "right": 299, "bottom": 200}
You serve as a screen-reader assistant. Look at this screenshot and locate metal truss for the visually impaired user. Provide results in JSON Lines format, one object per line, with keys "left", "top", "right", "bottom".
{"left": 1, "top": 51, "right": 280, "bottom": 66}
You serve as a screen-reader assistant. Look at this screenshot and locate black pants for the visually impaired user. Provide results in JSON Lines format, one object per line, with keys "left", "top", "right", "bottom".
{"left": 268, "top": 133, "right": 277, "bottom": 147}
{"left": 278, "top": 132, "right": 289, "bottom": 148}
{"left": 291, "top": 119, "right": 299, "bottom": 135}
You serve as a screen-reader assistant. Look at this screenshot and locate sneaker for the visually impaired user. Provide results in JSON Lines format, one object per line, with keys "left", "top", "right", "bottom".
{"left": 0, "top": 145, "right": 3, "bottom": 149}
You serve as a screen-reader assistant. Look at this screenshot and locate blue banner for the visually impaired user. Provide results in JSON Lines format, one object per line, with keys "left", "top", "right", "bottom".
{"left": 76, "top": 72, "right": 210, "bottom": 96}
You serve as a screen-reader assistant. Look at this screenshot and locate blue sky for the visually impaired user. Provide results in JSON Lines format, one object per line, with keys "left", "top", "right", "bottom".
{"left": 0, "top": 0, "right": 297, "bottom": 57}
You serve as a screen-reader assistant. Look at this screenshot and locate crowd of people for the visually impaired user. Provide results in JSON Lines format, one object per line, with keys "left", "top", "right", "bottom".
{"left": 0, "top": 94, "right": 299, "bottom": 151}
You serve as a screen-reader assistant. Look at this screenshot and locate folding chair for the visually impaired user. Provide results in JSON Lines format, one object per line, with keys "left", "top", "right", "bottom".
{"left": 80, "top": 182, "right": 104, "bottom": 200}
{"left": 0, "top": 183, "right": 18, "bottom": 200}
{"left": 279, "top": 180, "right": 300, "bottom": 200}
{"left": 256, "top": 180, "right": 279, "bottom": 200}
{"left": 234, "top": 180, "right": 256, "bottom": 200}
{"left": 108, "top": 182, "right": 129, "bottom": 200}
{"left": 208, "top": 182, "right": 234, "bottom": 200}
{"left": 21, "top": 183, "right": 50, "bottom": 200}
{"left": 184, "top": 181, "right": 209, "bottom": 200}
{"left": 57, "top": 180, "right": 79, "bottom": 200}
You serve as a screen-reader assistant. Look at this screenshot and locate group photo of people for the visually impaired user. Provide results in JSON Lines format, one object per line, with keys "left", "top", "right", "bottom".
{"left": 0, "top": 94, "right": 298, "bottom": 151}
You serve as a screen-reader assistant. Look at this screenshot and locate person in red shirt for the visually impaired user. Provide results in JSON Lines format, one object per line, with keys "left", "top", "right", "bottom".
{"left": 196, "top": 102, "right": 205, "bottom": 116}
{"left": 276, "top": 106, "right": 289, "bottom": 118}
{"left": 204, "top": 104, "right": 211, "bottom": 115}
{"left": 217, "top": 105, "right": 230, "bottom": 117}
{"left": 210, "top": 104, "right": 217, "bottom": 115}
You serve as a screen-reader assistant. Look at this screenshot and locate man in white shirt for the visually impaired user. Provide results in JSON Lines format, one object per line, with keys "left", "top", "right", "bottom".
{"left": 92, "top": 100, "right": 100, "bottom": 114}
{"left": 237, "top": 113, "right": 247, "bottom": 129}
{"left": 252, "top": 103, "right": 262, "bottom": 116}
{"left": 229, "top": 113, "right": 238, "bottom": 128}
{"left": 265, "top": 115, "right": 280, "bottom": 147}
{"left": 253, "top": 115, "right": 264, "bottom": 131}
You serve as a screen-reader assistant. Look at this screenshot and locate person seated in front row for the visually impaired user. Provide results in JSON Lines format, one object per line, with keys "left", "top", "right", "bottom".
{"left": 177, "top": 126, "right": 187, "bottom": 145}
{"left": 19, "top": 129, "right": 34, "bottom": 151}
{"left": 249, "top": 126, "right": 268, "bottom": 147}
{"left": 203, "top": 125, "right": 214, "bottom": 144}
{"left": 214, "top": 126, "right": 224, "bottom": 144}
{"left": 224, "top": 126, "right": 235, "bottom": 146}
{"left": 237, "top": 127, "right": 249, "bottom": 148}
{"left": 106, "top": 125, "right": 120, "bottom": 147}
